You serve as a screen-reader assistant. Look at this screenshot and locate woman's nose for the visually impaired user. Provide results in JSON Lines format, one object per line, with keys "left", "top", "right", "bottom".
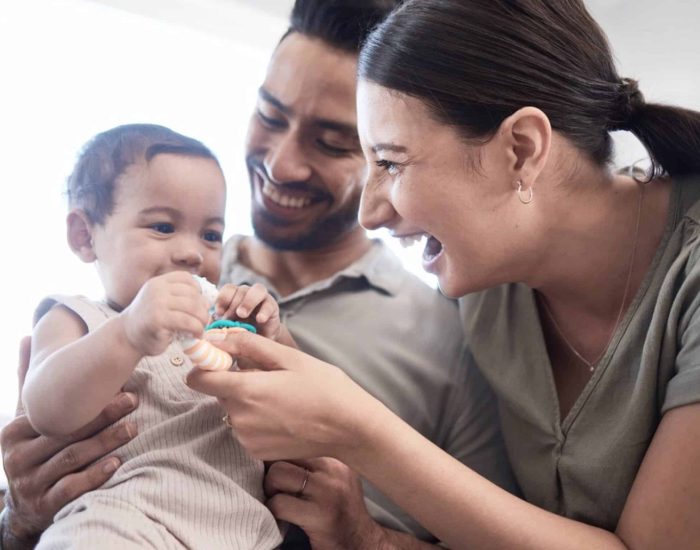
{"left": 359, "top": 177, "right": 397, "bottom": 231}
{"left": 264, "top": 133, "right": 312, "bottom": 184}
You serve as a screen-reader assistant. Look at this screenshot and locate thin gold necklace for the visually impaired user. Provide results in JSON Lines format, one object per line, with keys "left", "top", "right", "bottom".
{"left": 539, "top": 183, "right": 644, "bottom": 373}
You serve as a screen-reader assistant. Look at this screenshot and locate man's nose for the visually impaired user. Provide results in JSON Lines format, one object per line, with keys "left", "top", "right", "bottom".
{"left": 264, "top": 133, "right": 312, "bottom": 184}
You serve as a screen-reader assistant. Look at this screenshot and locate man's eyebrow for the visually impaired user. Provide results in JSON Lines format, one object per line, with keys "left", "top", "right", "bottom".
{"left": 371, "top": 143, "right": 408, "bottom": 154}
{"left": 259, "top": 87, "right": 292, "bottom": 115}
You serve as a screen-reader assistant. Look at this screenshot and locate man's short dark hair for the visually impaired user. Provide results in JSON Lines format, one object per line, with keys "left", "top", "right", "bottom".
{"left": 284, "top": 0, "right": 400, "bottom": 53}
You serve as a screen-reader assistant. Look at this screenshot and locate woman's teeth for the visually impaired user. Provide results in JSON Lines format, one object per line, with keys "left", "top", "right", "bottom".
{"left": 262, "top": 179, "right": 312, "bottom": 209}
{"left": 399, "top": 234, "right": 425, "bottom": 248}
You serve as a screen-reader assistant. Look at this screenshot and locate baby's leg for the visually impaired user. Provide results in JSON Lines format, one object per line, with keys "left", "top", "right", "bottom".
{"left": 36, "top": 497, "right": 185, "bottom": 550}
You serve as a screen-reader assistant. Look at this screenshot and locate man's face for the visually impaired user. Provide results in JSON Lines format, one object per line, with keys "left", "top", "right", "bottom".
{"left": 245, "top": 33, "right": 366, "bottom": 250}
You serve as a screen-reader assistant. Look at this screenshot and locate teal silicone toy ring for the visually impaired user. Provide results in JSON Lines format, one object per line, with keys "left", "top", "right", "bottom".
{"left": 205, "top": 319, "right": 257, "bottom": 333}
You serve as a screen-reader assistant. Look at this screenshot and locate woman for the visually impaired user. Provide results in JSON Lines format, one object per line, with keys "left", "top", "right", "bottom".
{"left": 188, "top": 0, "right": 700, "bottom": 547}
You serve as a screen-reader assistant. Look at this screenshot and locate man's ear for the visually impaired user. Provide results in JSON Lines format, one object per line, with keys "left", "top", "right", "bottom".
{"left": 67, "top": 209, "right": 97, "bottom": 262}
{"left": 498, "top": 106, "right": 552, "bottom": 187}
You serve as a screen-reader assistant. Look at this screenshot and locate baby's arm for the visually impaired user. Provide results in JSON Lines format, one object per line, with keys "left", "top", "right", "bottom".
{"left": 23, "top": 305, "right": 143, "bottom": 438}
{"left": 23, "top": 272, "right": 209, "bottom": 437}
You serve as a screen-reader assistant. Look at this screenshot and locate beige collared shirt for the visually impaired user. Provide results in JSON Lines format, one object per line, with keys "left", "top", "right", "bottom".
{"left": 221, "top": 237, "right": 517, "bottom": 541}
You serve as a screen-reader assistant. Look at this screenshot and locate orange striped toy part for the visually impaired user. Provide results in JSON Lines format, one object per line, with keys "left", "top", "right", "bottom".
{"left": 181, "top": 327, "right": 248, "bottom": 371}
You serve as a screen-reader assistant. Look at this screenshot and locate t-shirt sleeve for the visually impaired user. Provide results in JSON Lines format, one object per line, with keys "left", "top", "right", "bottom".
{"left": 663, "top": 240, "right": 700, "bottom": 413}
{"left": 437, "top": 344, "right": 520, "bottom": 494}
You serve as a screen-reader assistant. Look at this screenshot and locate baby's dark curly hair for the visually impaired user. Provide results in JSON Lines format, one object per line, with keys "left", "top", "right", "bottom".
{"left": 67, "top": 123, "right": 220, "bottom": 224}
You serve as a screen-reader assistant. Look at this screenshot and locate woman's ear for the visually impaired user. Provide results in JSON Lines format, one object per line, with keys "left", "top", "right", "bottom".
{"left": 499, "top": 106, "right": 552, "bottom": 186}
{"left": 67, "top": 209, "right": 97, "bottom": 262}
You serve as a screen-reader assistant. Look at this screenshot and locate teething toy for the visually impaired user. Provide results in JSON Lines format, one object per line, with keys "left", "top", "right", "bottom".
{"left": 179, "top": 276, "right": 255, "bottom": 371}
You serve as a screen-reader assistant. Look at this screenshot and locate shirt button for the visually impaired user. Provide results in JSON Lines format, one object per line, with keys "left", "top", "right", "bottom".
{"left": 170, "top": 355, "right": 185, "bottom": 366}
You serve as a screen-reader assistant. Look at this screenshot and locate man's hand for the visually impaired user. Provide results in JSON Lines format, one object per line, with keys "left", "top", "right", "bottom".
{"left": 265, "top": 457, "right": 385, "bottom": 549}
{"left": 0, "top": 337, "right": 138, "bottom": 548}
{"left": 266, "top": 457, "right": 443, "bottom": 550}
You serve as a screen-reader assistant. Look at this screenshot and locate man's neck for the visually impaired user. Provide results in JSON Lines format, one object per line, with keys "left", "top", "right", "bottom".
{"left": 238, "top": 227, "right": 374, "bottom": 297}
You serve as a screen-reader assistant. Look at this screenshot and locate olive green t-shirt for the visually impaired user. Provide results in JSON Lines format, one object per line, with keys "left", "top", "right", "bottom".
{"left": 460, "top": 177, "right": 700, "bottom": 530}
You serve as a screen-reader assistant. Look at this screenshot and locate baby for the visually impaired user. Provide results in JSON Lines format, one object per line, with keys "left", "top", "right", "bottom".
{"left": 22, "top": 124, "right": 288, "bottom": 549}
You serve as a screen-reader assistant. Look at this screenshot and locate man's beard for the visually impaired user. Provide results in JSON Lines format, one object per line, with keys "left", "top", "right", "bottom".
{"left": 251, "top": 194, "right": 362, "bottom": 251}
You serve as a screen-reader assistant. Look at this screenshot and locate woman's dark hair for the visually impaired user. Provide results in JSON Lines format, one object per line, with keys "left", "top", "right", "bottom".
{"left": 283, "top": 0, "right": 400, "bottom": 53}
{"left": 67, "top": 123, "right": 220, "bottom": 224}
{"left": 359, "top": 0, "right": 700, "bottom": 179}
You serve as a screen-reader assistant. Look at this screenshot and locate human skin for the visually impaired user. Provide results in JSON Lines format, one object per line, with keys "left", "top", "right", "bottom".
{"left": 22, "top": 154, "right": 226, "bottom": 438}
{"left": 1, "top": 33, "right": 443, "bottom": 550}
{"left": 184, "top": 81, "right": 700, "bottom": 548}
{"left": 0, "top": 338, "right": 138, "bottom": 549}
{"left": 230, "top": 32, "right": 442, "bottom": 548}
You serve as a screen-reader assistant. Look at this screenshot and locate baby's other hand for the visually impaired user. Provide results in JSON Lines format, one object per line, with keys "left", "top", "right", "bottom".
{"left": 215, "top": 283, "right": 281, "bottom": 340}
{"left": 122, "top": 272, "right": 210, "bottom": 356}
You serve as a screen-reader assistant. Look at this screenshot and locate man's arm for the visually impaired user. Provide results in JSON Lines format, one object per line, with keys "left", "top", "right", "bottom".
{"left": 0, "top": 337, "right": 137, "bottom": 550}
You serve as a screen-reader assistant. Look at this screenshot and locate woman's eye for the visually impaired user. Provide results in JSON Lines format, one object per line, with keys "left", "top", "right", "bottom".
{"left": 257, "top": 110, "right": 285, "bottom": 129}
{"left": 203, "top": 230, "right": 223, "bottom": 243}
{"left": 150, "top": 222, "right": 174, "bottom": 234}
{"left": 376, "top": 159, "right": 401, "bottom": 176}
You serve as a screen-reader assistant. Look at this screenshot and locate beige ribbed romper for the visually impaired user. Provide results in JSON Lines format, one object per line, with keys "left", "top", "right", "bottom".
{"left": 35, "top": 295, "right": 282, "bottom": 550}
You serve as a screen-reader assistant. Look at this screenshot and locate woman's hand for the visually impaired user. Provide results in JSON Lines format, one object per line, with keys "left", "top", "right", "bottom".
{"left": 186, "top": 330, "right": 387, "bottom": 462}
{"left": 1, "top": 338, "right": 137, "bottom": 548}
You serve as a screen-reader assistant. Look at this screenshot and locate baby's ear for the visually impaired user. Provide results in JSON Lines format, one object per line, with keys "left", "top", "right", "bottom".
{"left": 67, "top": 209, "right": 97, "bottom": 262}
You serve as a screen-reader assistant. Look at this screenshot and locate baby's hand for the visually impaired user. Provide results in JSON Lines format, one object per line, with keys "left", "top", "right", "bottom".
{"left": 121, "top": 271, "right": 210, "bottom": 356}
{"left": 215, "top": 283, "right": 281, "bottom": 340}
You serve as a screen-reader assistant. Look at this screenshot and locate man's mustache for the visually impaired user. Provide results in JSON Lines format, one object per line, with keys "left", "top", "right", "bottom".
{"left": 246, "top": 157, "right": 331, "bottom": 199}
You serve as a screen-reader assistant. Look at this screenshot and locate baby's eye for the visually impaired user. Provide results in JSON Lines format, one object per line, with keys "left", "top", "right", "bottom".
{"left": 150, "top": 222, "right": 174, "bottom": 234}
{"left": 203, "top": 230, "right": 223, "bottom": 243}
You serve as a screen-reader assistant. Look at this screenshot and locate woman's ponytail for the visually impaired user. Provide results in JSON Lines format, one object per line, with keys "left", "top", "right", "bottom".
{"left": 626, "top": 101, "right": 700, "bottom": 179}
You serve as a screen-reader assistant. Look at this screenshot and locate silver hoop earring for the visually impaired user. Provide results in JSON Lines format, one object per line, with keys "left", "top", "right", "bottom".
{"left": 517, "top": 180, "right": 534, "bottom": 204}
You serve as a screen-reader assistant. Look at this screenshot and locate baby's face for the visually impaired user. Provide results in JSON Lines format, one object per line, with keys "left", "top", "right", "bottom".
{"left": 90, "top": 153, "right": 226, "bottom": 310}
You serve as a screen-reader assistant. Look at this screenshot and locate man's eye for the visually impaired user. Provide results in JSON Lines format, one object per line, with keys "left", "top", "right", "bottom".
{"left": 257, "top": 110, "right": 285, "bottom": 129}
{"left": 376, "top": 159, "right": 401, "bottom": 176}
{"left": 317, "top": 139, "right": 354, "bottom": 156}
{"left": 203, "top": 230, "right": 223, "bottom": 243}
{"left": 150, "top": 223, "right": 174, "bottom": 234}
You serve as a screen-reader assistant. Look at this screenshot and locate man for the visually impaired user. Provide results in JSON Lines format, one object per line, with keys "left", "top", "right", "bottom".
{"left": 0, "top": 1, "right": 514, "bottom": 548}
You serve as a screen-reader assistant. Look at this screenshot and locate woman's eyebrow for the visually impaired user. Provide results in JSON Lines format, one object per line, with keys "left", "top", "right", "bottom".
{"left": 371, "top": 143, "right": 408, "bottom": 154}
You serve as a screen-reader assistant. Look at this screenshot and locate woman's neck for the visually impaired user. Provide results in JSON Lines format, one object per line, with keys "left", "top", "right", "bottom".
{"left": 527, "top": 169, "right": 671, "bottom": 326}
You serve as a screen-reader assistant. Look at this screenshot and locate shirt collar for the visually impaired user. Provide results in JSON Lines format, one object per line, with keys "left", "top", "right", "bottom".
{"left": 222, "top": 235, "right": 404, "bottom": 302}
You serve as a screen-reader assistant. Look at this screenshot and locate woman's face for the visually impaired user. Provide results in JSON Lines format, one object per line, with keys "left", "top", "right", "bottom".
{"left": 357, "top": 81, "right": 530, "bottom": 297}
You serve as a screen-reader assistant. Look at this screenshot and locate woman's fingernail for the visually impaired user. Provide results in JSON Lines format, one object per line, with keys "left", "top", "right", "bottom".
{"left": 237, "top": 307, "right": 248, "bottom": 317}
{"left": 205, "top": 330, "right": 226, "bottom": 341}
{"left": 102, "top": 458, "right": 120, "bottom": 474}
